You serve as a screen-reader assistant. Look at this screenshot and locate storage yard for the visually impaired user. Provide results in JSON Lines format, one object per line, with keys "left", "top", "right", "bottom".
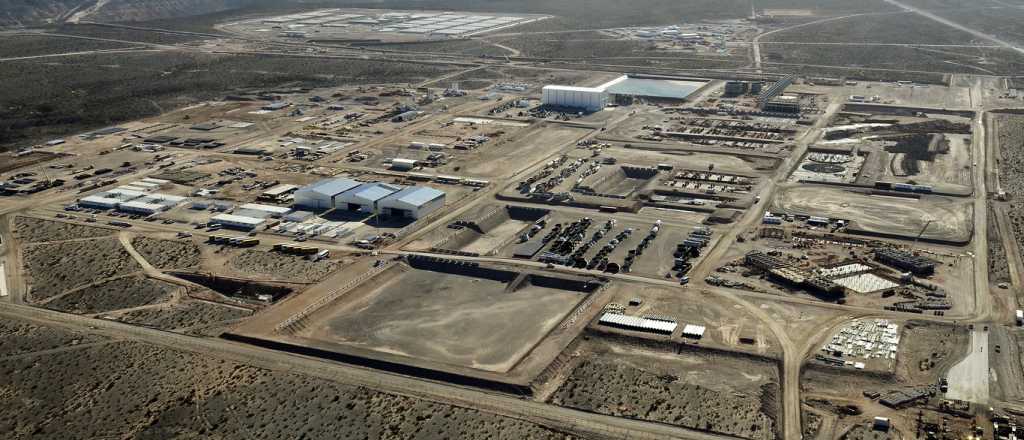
{"left": 2, "top": 4, "right": 1023, "bottom": 439}
{"left": 771, "top": 185, "right": 973, "bottom": 243}
{"left": 222, "top": 9, "right": 549, "bottom": 42}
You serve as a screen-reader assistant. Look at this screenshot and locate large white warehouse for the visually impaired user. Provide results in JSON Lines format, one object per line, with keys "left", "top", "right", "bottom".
{"left": 379, "top": 186, "right": 445, "bottom": 220}
{"left": 541, "top": 85, "right": 608, "bottom": 112}
{"left": 293, "top": 178, "right": 361, "bottom": 210}
{"left": 336, "top": 182, "right": 402, "bottom": 214}
{"left": 291, "top": 178, "right": 446, "bottom": 219}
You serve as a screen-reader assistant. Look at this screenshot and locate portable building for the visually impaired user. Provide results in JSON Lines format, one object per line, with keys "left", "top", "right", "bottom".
{"left": 390, "top": 158, "right": 418, "bottom": 171}
{"left": 210, "top": 214, "right": 265, "bottom": 230}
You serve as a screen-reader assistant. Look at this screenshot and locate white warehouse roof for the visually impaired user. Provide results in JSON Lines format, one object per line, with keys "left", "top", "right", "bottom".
{"left": 681, "top": 324, "right": 706, "bottom": 338}
{"left": 211, "top": 214, "right": 265, "bottom": 227}
{"left": 542, "top": 85, "right": 606, "bottom": 93}
{"left": 342, "top": 182, "right": 402, "bottom": 204}
{"left": 381, "top": 186, "right": 444, "bottom": 209}
{"left": 104, "top": 188, "right": 147, "bottom": 200}
{"left": 239, "top": 203, "right": 292, "bottom": 215}
{"left": 598, "top": 312, "right": 677, "bottom": 334}
{"left": 297, "top": 178, "right": 361, "bottom": 198}
{"left": 118, "top": 201, "right": 167, "bottom": 213}
{"left": 79, "top": 196, "right": 120, "bottom": 209}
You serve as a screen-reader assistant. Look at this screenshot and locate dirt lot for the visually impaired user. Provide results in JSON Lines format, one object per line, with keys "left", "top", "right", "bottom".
{"left": 43, "top": 275, "right": 180, "bottom": 314}
{"left": 802, "top": 320, "right": 969, "bottom": 438}
{"left": 772, "top": 185, "right": 972, "bottom": 243}
{"left": 227, "top": 250, "right": 340, "bottom": 283}
{"left": 23, "top": 238, "right": 140, "bottom": 302}
{"left": 109, "top": 299, "right": 252, "bottom": 331}
{"left": 0, "top": 335, "right": 581, "bottom": 440}
{"left": 551, "top": 338, "right": 779, "bottom": 440}
{"left": 297, "top": 262, "right": 588, "bottom": 373}
{"left": 461, "top": 123, "right": 591, "bottom": 178}
{"left": 598, "top": 283, "right": 780, "bottom": 355}
{"left": 130, "top": 236, "right": 201, "bottom": 269}
{"left": 13, "top": 217, "right": 114, "bottom": 243}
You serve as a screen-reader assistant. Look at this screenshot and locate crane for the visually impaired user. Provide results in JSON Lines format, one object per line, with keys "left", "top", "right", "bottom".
{"left": 913, "top": 219, "right": 933, "bottom": 246}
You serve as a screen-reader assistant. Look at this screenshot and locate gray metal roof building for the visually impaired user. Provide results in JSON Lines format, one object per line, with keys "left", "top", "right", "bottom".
{"left": 293, "top": 178, "right": 361, "bottom": 210}
{"left": 379, "top": 186, "right": 445, "bottom": 219}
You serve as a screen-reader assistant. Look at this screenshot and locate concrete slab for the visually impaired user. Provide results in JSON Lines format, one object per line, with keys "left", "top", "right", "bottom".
{"left": 944, "top": 329, "right": 990, "bottom": 403}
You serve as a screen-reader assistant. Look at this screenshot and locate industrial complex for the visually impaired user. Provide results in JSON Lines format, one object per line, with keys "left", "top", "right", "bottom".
{"left": 4, "top": 3, "right": 1024, "bottom": 440}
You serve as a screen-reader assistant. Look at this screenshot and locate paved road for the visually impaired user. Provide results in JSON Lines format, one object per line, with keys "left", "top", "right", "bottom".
{"left": 0, "top": 302, "right": 739, "bottom": 440}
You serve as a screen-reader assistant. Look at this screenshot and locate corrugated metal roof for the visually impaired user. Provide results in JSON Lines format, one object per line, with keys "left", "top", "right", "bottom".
{"left": 348, "top": 182, "right": 402, "bottom": 203}
{"left": 300, "top": 178, "right": 360, "bottom": 197}
{"left": 211, "top": 214, "right": 265, "bottom": 226}
{"left": 240, "top": 203, "right": 292, "bottom": 214}
{"left": 682, "top": 324, "right": 706, "bottom": 337}
{"left": 384, "top": 186, "right": 444, "bottom": 208}
{"left": 598, "top": 312, "right": 677, "bottom": 334}
{"left": 543, "top": 85, "right": 606, "bottom": 93}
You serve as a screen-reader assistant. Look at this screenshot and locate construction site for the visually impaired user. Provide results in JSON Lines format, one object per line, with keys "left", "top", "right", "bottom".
{"left": 4, "top": 3, "right": 1024, "bottom": 439}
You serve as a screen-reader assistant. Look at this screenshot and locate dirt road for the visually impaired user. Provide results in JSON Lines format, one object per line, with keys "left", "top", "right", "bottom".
{"left": 882, "top": 0, "right": 1024, "bottom": 55}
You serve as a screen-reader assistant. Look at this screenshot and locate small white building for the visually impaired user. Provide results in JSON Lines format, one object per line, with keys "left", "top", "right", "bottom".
{"left": 260, "top": 184, "right": 299, "bottom": 201}
{"left": 238, "top": 203, "right": 292, "bottom": 218}
{"left": 118, "top": 201, "right": 167, "bottom": 215}
{"left": 78, "top": 195, "right": 121, "bottom": 210}
{"left": 210, "top": 214, "right": 265, "bottom": 230}
{"left": 379, "top": 186, "right": 445, "bottom": 219}
{"left": 390, "top": 158, "right": 418, "bottom": 171}
{"left": 873, "top": 417, "right": 890, "bottom": 431}
{"left": 542, "top": 85, "right": 608, "bottom": 112}
{"left": 78, "top": 187, "right": 149, "bottom": 210}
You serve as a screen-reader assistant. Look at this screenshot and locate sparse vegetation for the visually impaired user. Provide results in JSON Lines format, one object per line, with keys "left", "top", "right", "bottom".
{"left": 23, "top": 238, "right": 140, "bottom": 302}
{"left": 0, "top": 51, "right": 459, "bottom": 147}
{"left": 130, "top": 236, "right": 201, "bottom": 269}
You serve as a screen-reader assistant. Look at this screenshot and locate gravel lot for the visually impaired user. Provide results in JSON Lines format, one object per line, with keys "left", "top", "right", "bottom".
{"left": 0, "top": 338, "right": 582, "bottom": 440}
{"left": 228, "top": 250, "right": 339, "bottom": 283}
{"left": 13, "top": 217, "right": 113, "bottom": 243}
{"left": 23, "top": 238, "right": 140, "bottom": 302}
{"left": 130, "top": 236, "right": 201, "bottom": 269}
{"left": 44, "top": 275, "right": 179, "bottom": 314}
